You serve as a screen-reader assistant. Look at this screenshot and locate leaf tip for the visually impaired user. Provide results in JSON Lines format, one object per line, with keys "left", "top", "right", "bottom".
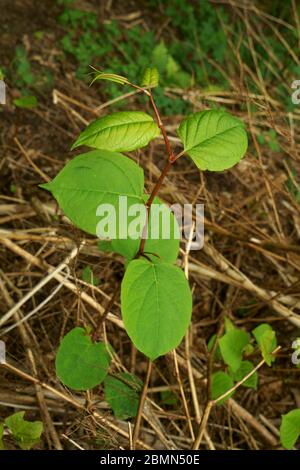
{"left": 39, "top": 182, "right": 52, "bottom": 192}
{"left": 70, "top": 140, "right": 79, "bottom": 151}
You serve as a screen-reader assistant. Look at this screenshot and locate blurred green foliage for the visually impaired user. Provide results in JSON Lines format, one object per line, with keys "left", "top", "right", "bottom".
{"left": 14, "top": 46, "right": 34, "bottom": 89}
{"left": 8, "top": 0, "right": 300, "bottom": 116}
{"left": 56, "top": 0, "right": 233, "bottom": 114}
{"left": 58, "top": 7, "right": 193, "bottom": 114}
{"left": 11, "top": 45, "right": 53, "bottom": 104}
{"left": 286, "top": 166, "right": 300, "bottom": 203}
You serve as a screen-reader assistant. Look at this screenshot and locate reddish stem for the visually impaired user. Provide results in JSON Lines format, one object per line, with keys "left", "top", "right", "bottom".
{"left": 149, "top": 93, "right": 175, "bottom": 162}
{"left": 138, "top": 91, "right": 175, "bottom": 256}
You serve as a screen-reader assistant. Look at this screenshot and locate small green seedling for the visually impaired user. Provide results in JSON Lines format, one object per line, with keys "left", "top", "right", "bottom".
{"left": 280, "top": 408, "right": 300, "bottom": 450}
{"left": 1, "top": 411, "right": 43, "bottom": 450}
{"left": 82, "top": 265, "right": 99, "bottom": 286}
{"left": 209, "top": 320, "right": 277, "bottom": 404}
{"left": 13, "top": 95, "right": 38, "bottom": 109}
{"left": 55, "top": 327, "right": 111, "bottom": 390}
{"left": 41, "top": 68, "right": 248, "bottom": 392}
{"left": 252, "top": 323, "right": 277, "bottom": 366}
{"left": 0, "top": 423, "right": 4, "bottom": 450}
{"left": 104, "top": 372, "right": 143, "bottom": 420}
{"left": 13, "top": 46, "right": 34, "bottom": 89}
{"left": 160, "top": 389, "right": 179, "bottom": 407}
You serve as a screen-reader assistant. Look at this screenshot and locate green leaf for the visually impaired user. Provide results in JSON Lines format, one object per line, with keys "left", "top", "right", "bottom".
{"left": 111, "top": 195, "right": 180, "bottom": 263}
{"left": 121, "top": 259, "right": 192, "bottom": 360}
{"left": 267, "top": 129, "right": 280, "bottom": 152}
{"left": 224, "top": 317, "right": 235, "bottom": 332}
{"left": 151, "top": 42, "right": 169, "bottom": 73}
{"left": 5, "top": 412, "right": 43, "bottom": 450}
{"left": 243, "top": 343, "right": 254, "bottom": 356}
{"left": 90, "top": 70, "right": 129, "bottom": 86}
{"left": 104, "top": 372, "right": 142, "bottom": 420}
{"left": 34, "top": 31, "right": 44, "bottom": 40}
{"left": 160, "top": 390, "right": 178, "bottom": 406}
{"left": 14, "top": 46, "right": 33, "bottom": 87}
{"left": 211, "top": 371, "right": 234, "bottom": 405}
{"left": 82, "top": 265, "right": 93, "bottom": 283}
{"left": 280, "top": 409, "right": 300, "bottom": 450}
{"left": 0, "top": 422, "right": 4, "bottom": 450}
{"left": 13, "top": 95, "right": 38, "bottom": 108}
{"left": 141, "top": 67, "right": 159, "bottom": 88}
{"left": 10, "top": 184, "right": 17, "bottom": 194}
{"left": 177, "top": 110, "right": 248, "bottom": 171}
{"left": 55, "top": 327, "right": 111, "bottom": 390}
{"left": 97, "top": 240, "right": 113, "bottom": 253}
{"left": 72, "top": 111, "right": 160, "bottom": 152}
{"left": 257, "top": 133, "right": 265, "bottom": 145}
{"left": 230, "top": 360, "right": 258, "bottom": 389}
{"left": 166, "top": 56, "right": 191, "bottom": 88}
{"left": 207, "top": 334, "right": 222, "bottom": 361}
{"left": 40, "top": 150, "right": 144, "bottom": 236}
{"left": 285, "top": 165, "right": 300, "bottom": 204}
{"left": 252, "top": 323, "right": 277, "bottom": 366}
{"left": 166, "top": 56, "right": 180, "bottom": 79}
{"left": 219, "top": 328, "right": 250, "bottom": 372}
{"left": 82, "top": 265, "right": 99, "bottom": 286}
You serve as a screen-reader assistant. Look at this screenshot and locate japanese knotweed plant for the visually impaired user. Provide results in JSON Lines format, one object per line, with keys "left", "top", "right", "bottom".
{"left": 208, "top": 319, "right": 278, "bottom": 405}
{"left": 0, "top": 411, "right": 43, "bottom": 450}
{"left": 41, "top": 68, "right": 248, "bottom": 392}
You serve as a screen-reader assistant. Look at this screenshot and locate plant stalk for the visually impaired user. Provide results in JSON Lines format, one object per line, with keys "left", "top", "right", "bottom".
{"left": 138, "top": 91, "right": 175, "bottom": 256}
{"left": 132, "top": 359, "right": 153, "bottom": 449}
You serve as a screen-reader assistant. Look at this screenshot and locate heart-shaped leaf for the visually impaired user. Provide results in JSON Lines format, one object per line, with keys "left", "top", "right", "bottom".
{"left": 72, "top": 111, "right": 160, "bottom": 152}
{"left": 55, "top": 327, "right": 111, "bottom": 390}
{"left": 177, "top": 110, "right": 248, "bottom": 171}
{"left": 104, "top": 372, "right": 142, "bottom": 420}
{"left": 141, "top": 67, "right": 159, "bottom": 88}
{"left": 211, "top": 371, "right": 235, "bottom": 405}
{"left": 40, "top": 150, "right": 144, "bottom": 236}
{"left": 230, "top": 360, "right": 258, "bottom": 389}
{"left": 219, "top": 328, "right": 250, "bottom": 372}
{"left": 14, "top": 95, "right": 38, "bottom": 109}
{"left": 97, "top": 239, "right": 114, "bottom": 253}
{"left": 0, "top": 423, "right": 4, "bottom": 450}
{"left": 280, "top": 409, "right": 300, "bottom": 450}
{"left": 5, "top": 412, "right": 43, "bottom": 450}
{"left": 252, "top": 323, "right": 277, "bottom": 366}
{"left": 121, "top": 259, "right": 192, "bottom": 360}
